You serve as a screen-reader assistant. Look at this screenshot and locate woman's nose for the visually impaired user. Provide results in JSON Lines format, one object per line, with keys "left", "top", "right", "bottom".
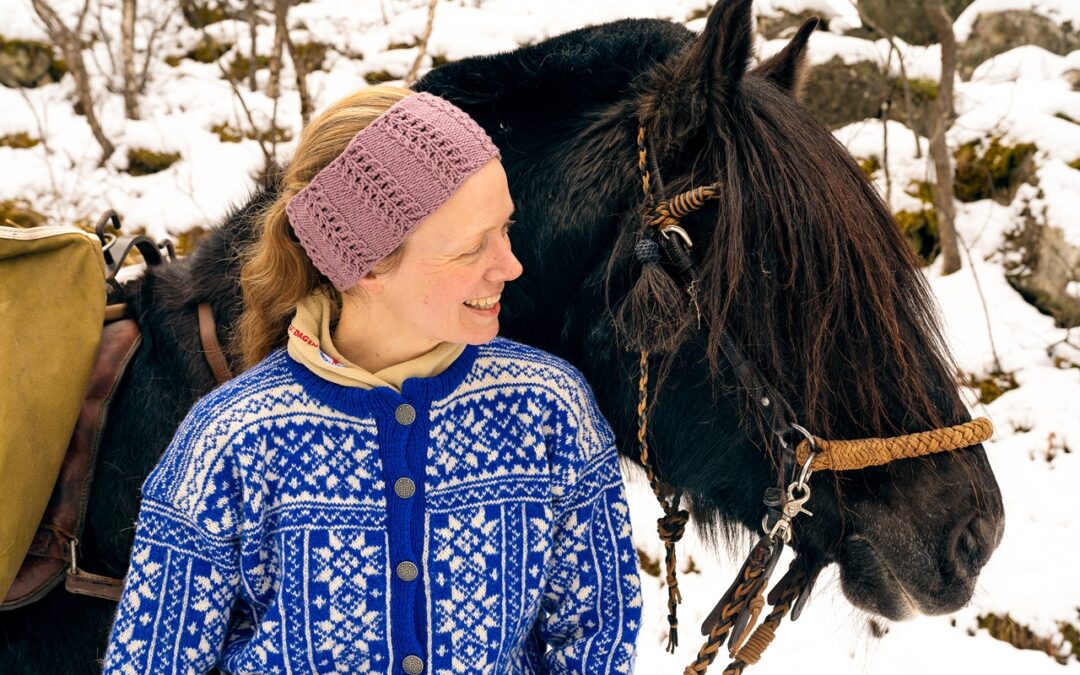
{"left": 491, "top": 235, "right": 523, "bottom": 281}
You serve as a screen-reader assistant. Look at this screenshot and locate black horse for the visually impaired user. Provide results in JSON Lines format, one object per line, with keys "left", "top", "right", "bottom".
{"left": 0, "top": 1, "right": 1003, "bottom": 671}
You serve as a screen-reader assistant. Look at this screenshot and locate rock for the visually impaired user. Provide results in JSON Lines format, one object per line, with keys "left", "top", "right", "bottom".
{"left": 0, "top": 37, "right": 66, "bottom": 88}
{"left": 958, "top": 11, "right": 1080, "bottom": 79}
{"left": 854, "top": 0, "right": 977, "bottom": 46}
{"left": 1003, "top": 196, "right": 1080, "bottom": 328}
{"left": 799, "top": 57, "right": 936, "bottom": 134}
{"left": 757, "top": 10, "right": 828, "bottom": 40}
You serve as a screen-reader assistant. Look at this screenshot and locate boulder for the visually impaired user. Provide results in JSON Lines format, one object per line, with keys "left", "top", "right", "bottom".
{"left": 958, "top": 11, "right": 1080, "bottom": 79}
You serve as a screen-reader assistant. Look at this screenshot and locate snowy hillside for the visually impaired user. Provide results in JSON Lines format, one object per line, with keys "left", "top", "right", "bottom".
{"left": 2, "top": 0, "right": 1078, "bottom": 672}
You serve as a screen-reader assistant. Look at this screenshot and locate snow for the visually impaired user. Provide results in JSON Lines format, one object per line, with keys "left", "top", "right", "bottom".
{"left": 3, "top": 0, "right": 1080, "bottom": 672}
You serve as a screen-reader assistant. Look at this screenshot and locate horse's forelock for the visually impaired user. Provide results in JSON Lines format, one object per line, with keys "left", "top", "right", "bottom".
{"left": 637, "top": 74, "right": 965, "bottom": 447}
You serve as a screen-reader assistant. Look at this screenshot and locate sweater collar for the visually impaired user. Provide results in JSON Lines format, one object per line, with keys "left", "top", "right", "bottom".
{"left": 286, "top": 290, "right": 466, "bottom": 393}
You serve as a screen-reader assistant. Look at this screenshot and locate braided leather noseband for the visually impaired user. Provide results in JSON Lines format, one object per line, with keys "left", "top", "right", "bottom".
{"left": 629, "top": 123, "right": 994, "bottom": 674}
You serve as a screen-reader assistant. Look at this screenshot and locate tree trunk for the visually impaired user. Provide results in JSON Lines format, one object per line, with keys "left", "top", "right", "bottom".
{"left": 31, "top": 0, "right": 115, "bottom": 164}
{"left": 247, "top": 0, "right": 258, "bottom": 91}
{"left": 266, "top": 0, "right": 288, "bottom": 100}
{"left": 925, "top": 0, "right": 961, "bottom": 275}
{"left": 285, "top": 33, "right": 313, "bottom": 125}
{"left": 121, "top": 0, "right": 139, "bottom": 119}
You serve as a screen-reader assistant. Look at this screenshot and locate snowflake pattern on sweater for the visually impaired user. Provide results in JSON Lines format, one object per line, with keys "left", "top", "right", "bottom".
{"left": 103, "top": 337, "right": 642, "bottom": 674}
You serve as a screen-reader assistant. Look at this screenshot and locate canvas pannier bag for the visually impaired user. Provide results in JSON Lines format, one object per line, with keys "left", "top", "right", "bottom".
{"left": 0, "top": 224, "right": 105, "bottom": 600}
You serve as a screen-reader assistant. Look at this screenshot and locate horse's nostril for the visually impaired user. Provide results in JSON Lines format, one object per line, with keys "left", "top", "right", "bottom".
{"left": 952, "top": 514, "right": 999, "bottom": 576}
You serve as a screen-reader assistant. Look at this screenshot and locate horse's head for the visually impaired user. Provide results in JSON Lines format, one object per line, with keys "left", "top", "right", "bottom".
{"left": 602, "top": 0, "right": 1004, "bottom": 621}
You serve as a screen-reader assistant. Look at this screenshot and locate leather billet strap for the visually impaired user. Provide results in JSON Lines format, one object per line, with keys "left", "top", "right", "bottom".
{"left": 198, "top": 302, "right": 234, "bottom": 386}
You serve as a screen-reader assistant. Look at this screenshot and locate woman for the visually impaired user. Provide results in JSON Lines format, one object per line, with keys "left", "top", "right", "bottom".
{"left": 103, "top": 85, "right": 642, "bottom": 674}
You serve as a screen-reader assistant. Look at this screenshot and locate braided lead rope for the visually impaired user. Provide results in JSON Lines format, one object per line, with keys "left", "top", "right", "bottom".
{"left": 637, "top": 351, "right": 690, "bottom": 652}
{"left": 682, "top": 556, "right": 771, "bottom": 674}
{"left": 638, "top": 125, "right": 652, "bottom": 202}
{"left": 795, "top": 417, "right": 994, "bottom": 472}
{"left": 722, "top": 567, "right": 807, "bottom": 673}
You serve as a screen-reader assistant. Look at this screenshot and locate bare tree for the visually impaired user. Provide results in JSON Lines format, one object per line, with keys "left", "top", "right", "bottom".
{"left": 266, "top": 0, "right": 289, "bottom": 100}
{"left": 285, "top": 33, "right": 314, "bottom": 125}
{"left": 405, "top": 0, "right": 439, "bottom": 86}
{"left": 31, "top": 0, "right": 115, "bottom": 164}
{"left": 247, "top": 0, "right": 259, "bottom": 90}
{"left": 925, "top": 0, "right": 961, "bottom": 274}
{"left": 121, "top": 0, "right": 139, "bottom": 118}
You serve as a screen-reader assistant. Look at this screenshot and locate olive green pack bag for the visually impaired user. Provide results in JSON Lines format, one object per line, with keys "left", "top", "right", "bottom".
{"left": 0, "top": 224, "right": 105, "bottom": 600}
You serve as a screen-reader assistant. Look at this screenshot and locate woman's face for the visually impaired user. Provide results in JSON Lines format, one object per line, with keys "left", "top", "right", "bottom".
{"left": 354, "top": 158, "right": 523, "bottom": 346}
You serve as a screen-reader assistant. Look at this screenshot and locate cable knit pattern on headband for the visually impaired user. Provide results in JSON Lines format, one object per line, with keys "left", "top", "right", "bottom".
{"left": 285, "top": 92, "right": 501, "bottom": 291}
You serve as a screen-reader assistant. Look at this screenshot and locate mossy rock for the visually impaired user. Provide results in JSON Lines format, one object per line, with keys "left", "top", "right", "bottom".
{"left": 894, "top": 208, "right": 939, "bottom": 265}
{"left": 757, "top": 9, "right": 827, "bottom": 40}
{"left": 225, "top": 53, "right": 270, "bottom": 82}
{"left": 164, "top": 54, "right": 183, "bottom": 68}
{"left": 962, "top": 371, "right": 1018, "bottom": 405}
{"left": 959, "top": 11, "right": 1080, "bottom": 79}
{"left": 387, "top": 39, "right": 418, "bottom": 50}
{"left": 210, "top": 122, "right": 244, "bottom": 143}
{"left": 801, "top": 57, "right": 889, "bottom": 129}
{"left": 293, "top": 41, "right": 328, "bottom": 73}
{"left": 364, "top": 69, "right": 397, "bottom": 85}
{"left": 799, "top": 57, "right": 934, "bottom": 132}
{"left": 0, "top": 36, "right": 68, "bottom": 88}
{"left": 430, "top": 53, "right": 452, "bottom": 68}
{"left": 906, "top": 180, "right": 934, "bottom": 204}
{"left": 1069, "top": 158, "right": 1080, "bottom": 171}
{"left": 857, "top": 155, "right": 881, "bottom": 180}
{"left": 187, "top": 36, "right": 232, "bottom": 64}
{"left": 0, "top": 132, "right": 39, "bottom": 148}
{"left": 0, "top": 199, "right": 47, "bottom": 227}
{"left": 975, "top": 612, "right": 1071, "bottom": 664}
{"left": 1002, "top": 198, "right": 1080, "bottom": 329}
{"left": 182, "top": 1, "right": 230, "bottom": 29}
{"left": 173, "top": 226, "right": 211, "bottom": 256}
{"left": 855, "top": 0, "right": 977, "bottom": 46}
{"left": 953, "top": 137, "right": 1037, "bottom": 203}
{"left": 126, "top": 148, "right": 180, "bottom": 176}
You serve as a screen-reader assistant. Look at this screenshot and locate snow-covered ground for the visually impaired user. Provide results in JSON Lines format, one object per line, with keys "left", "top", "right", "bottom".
{"left": 3, "top": 0, "right": 1078, "bottom": 672}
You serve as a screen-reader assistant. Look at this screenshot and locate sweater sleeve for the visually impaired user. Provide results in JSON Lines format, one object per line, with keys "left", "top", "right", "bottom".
{"left": 537, "top": 368, "right": 642, "bottom": 674}
{"left": 102, "top": 397, "right": 243, "bottom": 675}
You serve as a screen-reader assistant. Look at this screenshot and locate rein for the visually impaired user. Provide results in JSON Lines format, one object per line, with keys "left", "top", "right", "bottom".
{"left": 629, "top": 122, "right": 994, "bottom": 673}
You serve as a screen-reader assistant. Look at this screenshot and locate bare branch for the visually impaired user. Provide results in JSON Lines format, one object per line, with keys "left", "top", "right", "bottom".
{"left": 284, "top": 31, "right": 313, "bottom": 125}
{"left": 405, "top": 0, "right": 439, "bottom": 86}
{"left": 247, "top": 0, "right": 258, "bottom": 90}
{"left": 850, "top": 0, "right": 923, "bottom": 158}
{"left": 139, "top": 4, "right": 180, "bottom": 92}
{"left": 31, "top": 0, "right": 115, "bottom": 164}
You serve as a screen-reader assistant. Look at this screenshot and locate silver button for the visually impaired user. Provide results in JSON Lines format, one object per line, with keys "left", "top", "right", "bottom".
{"left": 394, "top": 477, "right": 416, "bottom": 499}
{"left": 402, "top": 655, "right": 424, "bottom": 674}
{"left": 395, "top": 403, "right": 416, "bottom": 425}
{"left": 396, "top": 561, "right": 418, "bottom": 581}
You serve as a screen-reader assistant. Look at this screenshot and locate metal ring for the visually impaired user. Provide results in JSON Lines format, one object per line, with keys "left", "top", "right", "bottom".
{"left": 790, "top": 423, "right": 817, "bottom": 488}
{"left": 659, "top": 224, "right": 694, "bottom": 249}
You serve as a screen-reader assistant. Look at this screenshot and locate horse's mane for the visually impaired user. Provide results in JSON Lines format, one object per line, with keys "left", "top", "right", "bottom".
{"left": 637, "top": 70, "right": 967, "bottom": 444}
{"left": 425, "top": 17, "right": 968, "bottom": 447}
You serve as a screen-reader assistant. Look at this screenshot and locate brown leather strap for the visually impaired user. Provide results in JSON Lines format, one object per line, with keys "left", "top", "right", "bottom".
{"left": 198, "top": 302, "right": 234, "bottom": 385}
{"left": 104, "top": 302, "right": 131, "bottom": 323}
{"left": 1, "top": 319, "right": 141, "bottom": 609}
{"left": 65, "top": 568, "right": 124, "bottom": 602}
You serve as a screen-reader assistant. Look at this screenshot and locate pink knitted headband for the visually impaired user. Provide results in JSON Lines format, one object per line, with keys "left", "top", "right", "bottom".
{"left": 285, "top": 92, "right": 501, "bottom": 291}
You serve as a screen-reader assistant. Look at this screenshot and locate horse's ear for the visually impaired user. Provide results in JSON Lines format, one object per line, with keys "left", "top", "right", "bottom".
{"left": 672, "top": 0, "right": 755, "bottom": 108}
{"left": 753, "top": 18, "right": 817, "bottom": 99}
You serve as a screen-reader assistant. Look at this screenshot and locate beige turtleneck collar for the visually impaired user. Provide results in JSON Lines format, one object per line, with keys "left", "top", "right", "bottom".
{"left": 286, "top": 290, "right": 466, "bottom": 392}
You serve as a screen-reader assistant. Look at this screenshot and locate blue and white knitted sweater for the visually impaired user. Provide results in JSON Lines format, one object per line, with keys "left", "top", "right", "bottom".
{"left": 103, "top": 337, "right": 642, "bottom": 674}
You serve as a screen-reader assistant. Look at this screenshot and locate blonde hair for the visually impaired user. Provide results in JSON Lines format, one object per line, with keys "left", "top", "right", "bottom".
{"left": 229, "top": 84, "right": 413, "bottom": 371}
